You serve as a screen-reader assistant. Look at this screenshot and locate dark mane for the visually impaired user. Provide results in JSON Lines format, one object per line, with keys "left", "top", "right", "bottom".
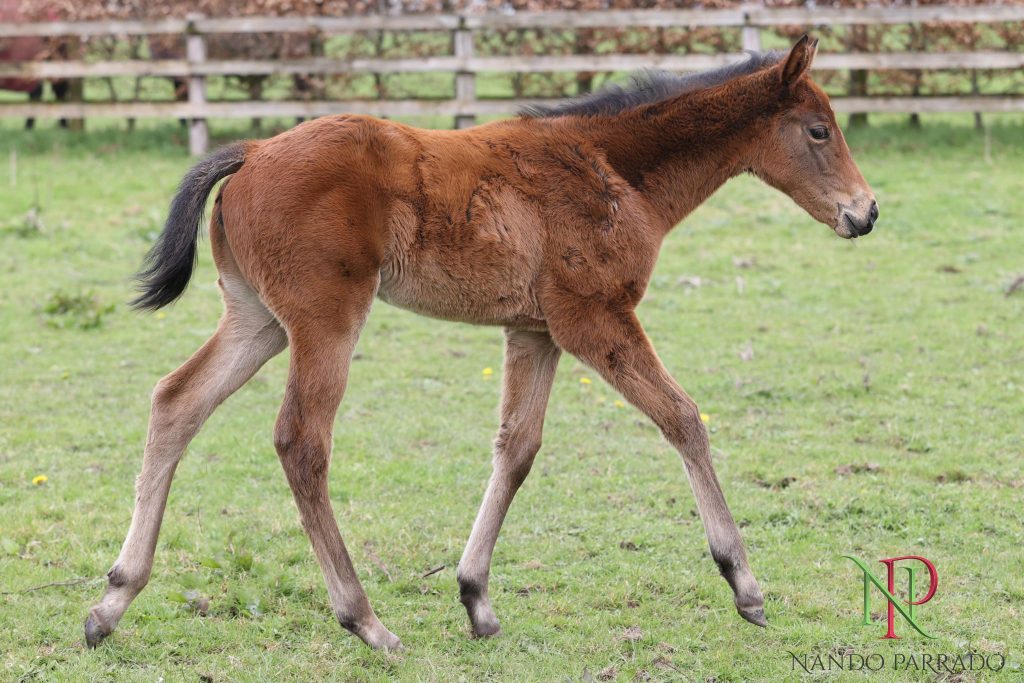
{"left": 520, "top": 50, "right": 785, "bottom": 119}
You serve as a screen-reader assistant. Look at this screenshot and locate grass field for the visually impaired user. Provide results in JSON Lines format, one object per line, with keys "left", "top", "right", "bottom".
{"left": 1, "top": 116, "right": 1022, "bottom": 682}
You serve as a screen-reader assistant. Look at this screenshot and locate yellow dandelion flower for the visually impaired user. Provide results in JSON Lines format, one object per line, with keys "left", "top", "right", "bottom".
{"left": 482, "top": 367, "right": 493, "bottom": 377}
{"left": 156, "top": 311, "right": 167, "bottom": 320}
{"left": 614, "top": 400, "right": 625, "bottom": 408}
{"left": 700, "top": 413, "right": 711, "bottom": 423}
{"left": 579, "top": 377, "right": 591, "bottom": 385}
{"left": 32, "top": 475, "right": 48, "bottom": 486}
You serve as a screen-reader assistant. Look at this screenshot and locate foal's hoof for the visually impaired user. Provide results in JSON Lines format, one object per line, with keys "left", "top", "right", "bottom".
{"left": 464, "top": 601, "right": 501, "bottom": 637}
{"left": 84, "top": 614, "right": 110, "bottom": 648}
{"left": 355, "top": 621, "right": 404, "bottom": 651}
{"left": 471, "top": 616, "right": 501, "bottom": 638}
{"left": 738, "top": 606, "right": 768, "bottom": 627}
{"left": 380, "top": 631, "right": 404, "bottom": 652}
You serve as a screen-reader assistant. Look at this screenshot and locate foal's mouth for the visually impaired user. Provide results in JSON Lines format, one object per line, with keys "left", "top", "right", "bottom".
{"left": 839, "top": 213, "right": 861, "bottom": 239}
{"left": 835, "top": 211, "right": 873, "bottom": 239}
{"left": 830, "top": 212, "right": 858, "bottom": 239}
{"left": 835, "top": 200, "right": 879, "bottom": 239}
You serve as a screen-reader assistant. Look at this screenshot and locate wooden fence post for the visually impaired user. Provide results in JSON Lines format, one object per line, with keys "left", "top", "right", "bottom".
{"left": 742, "top": 2, "right": 762, "bottom": 52}
{"left": 186, "top": 14, "right": 209, "bottom": 155}
{"left": 847, "top": 24, "right": 869, "bottom": 127}
{"left": 64, "top": 36, "right": 85, "bottom": 131}
{"left": 454, "top": 17, "right": 475, "bottom": 129}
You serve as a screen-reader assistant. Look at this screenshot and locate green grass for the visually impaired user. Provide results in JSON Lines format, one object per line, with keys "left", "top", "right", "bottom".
{"left": 1, "top": 117, "right": 1022, "bottom": 682}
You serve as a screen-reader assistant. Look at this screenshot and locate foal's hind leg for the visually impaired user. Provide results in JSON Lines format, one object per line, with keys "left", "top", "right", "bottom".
{"left": 271, "top": 274, "right": 401, "bottom": 650}
{"left": 458, "top": 329, "right": 561, "bottom": 636}
{"left": 548, "top": 306, "right": 767, "bottom": 627}
{"left": 85, "top": 279, "right": 286, "bottom": 647}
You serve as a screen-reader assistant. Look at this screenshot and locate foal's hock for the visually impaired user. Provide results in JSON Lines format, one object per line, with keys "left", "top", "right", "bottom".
{"left": 86, "top": 35, "right": 876, "bottom": 650}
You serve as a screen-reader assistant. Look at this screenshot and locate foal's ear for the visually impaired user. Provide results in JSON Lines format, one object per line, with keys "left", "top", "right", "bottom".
{"left": 780, "top": 34, "right": 818, "bottom": 88}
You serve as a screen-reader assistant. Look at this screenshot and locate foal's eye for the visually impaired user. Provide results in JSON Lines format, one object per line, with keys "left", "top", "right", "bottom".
{"left": 809, "top": 125, "right": 830, "bottom": 141}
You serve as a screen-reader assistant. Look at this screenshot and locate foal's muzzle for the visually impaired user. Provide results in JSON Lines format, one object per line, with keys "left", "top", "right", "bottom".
{"left": 839, "top": 200, "right": 879, "bottom": 238}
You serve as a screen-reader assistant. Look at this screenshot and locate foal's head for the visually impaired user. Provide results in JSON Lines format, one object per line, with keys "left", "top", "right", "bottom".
{"left": 753, "top": 36, "right": 878, "bottom": 238}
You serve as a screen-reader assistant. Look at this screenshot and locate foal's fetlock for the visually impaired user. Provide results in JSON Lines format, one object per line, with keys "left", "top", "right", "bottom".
{"left": 467, "top": 603, "right": 501, "bottom": 638}
{"left": 84, "top": 566, "right": 147, "bottom": 648}
{"left": 712, "top": 554, "right": 767, "bottom": 627}
{"left": 732, "top": 581, "right": 767, "bottom": 627}
{"left": 85, "top": 589, "right": 133, "bottom": 648}
{"left": 458, "top": 576, "right": 501, "bottom": 637}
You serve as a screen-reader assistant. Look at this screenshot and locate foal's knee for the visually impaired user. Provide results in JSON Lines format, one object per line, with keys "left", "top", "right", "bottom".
{"left": 148, "top": 376, "right": 204, "bottom": 443}
{"left": 272, "top": 412, "right": 298, "bottom": 459}
{"left": 274, "top": 412, "right": 330, "bottom": 500}
{"left": 493, "top": 427, "right": 542, "bottom": 489}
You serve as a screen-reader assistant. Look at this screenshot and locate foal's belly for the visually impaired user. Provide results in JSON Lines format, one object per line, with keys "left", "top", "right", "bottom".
{"left": 376, "top": 198, "right": 547, "bottom": 329}
{"left": 376, "top": 272, "right": 545, "bottom": 329}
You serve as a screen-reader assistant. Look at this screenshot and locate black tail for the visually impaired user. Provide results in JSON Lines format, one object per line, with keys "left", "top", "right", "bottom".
{"left": 131, "top": 142, "right": 248, "bottom": 311}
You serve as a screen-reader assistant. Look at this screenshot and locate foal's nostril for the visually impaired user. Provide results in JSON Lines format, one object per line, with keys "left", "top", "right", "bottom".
{"left": 869, "top": 201, "right": 879, "bottom": 223}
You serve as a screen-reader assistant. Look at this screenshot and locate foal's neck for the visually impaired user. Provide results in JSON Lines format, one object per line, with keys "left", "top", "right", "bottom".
{"left": 592, "top": 71, "right": 779, "bottom": 233}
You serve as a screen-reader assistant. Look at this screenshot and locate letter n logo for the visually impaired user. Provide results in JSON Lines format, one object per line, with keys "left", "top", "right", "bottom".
{"left": 842, "top": 555, "right": 938, "bottom": 639}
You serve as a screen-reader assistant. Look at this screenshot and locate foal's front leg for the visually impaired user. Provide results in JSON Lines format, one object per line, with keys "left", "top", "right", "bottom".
{"left": 549, "top": 307, "right": 767, "bottom": 627}
{"left": 458, "top": 328, "right": 561, "bottom": 636}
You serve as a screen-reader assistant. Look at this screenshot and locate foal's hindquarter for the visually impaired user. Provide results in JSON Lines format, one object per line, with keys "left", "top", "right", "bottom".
{"left": 87, "top": 103, "right": 768, "bottom": 648}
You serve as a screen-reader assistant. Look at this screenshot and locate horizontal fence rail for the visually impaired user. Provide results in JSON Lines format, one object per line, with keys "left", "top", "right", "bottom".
{"left": 2, "top": 5, "right": 1023, "bottom": 153}
{"left": 3, "top": 51, "right": 1024, "bottom": 80}
{"left": 3, "top": 6, "right": 1024, "bottom": 37}
{"left": 5, "top": 95, "right": 1023, "bottom": 118}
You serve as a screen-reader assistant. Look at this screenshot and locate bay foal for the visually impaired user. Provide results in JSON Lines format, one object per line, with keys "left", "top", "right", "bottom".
{"left": 86, "top": 36, "right": 877, "bottom": 650}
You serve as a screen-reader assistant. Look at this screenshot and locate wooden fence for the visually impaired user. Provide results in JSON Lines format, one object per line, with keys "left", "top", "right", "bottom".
{"left": 1, "top": 4, "right": 1023, "bottom": 154}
